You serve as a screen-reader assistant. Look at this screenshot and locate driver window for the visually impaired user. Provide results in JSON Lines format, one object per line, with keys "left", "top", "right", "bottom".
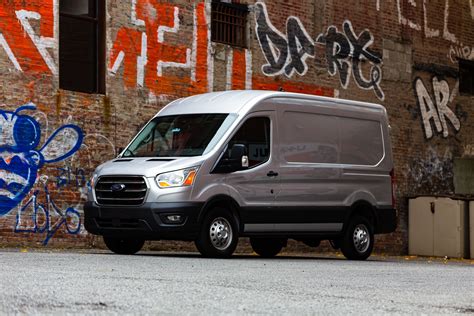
{"left": 227, "top": 117, "right": 270, "bottom": 168}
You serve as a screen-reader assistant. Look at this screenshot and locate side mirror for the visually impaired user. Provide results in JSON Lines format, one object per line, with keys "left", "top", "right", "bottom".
{"left": 212, "top": 144, "right": 248, "bottom": 173}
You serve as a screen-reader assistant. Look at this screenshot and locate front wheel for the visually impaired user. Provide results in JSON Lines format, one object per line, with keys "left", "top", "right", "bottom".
{"left": 103, "top": 236, "right": 144, "bottom": 255}
{"left": 195, "top": 207, "right": 239, "bottom": 258}
{"left": 250, "top": 238, "right": 286, "bottom": 258}
{"left": 340, "top": 216, "right": 374, "bottom": 260}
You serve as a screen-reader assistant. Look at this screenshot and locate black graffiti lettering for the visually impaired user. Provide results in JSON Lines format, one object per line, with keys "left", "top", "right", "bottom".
{"left": 342, "top": 22, "right": 384, "bottom": 100}
{"left": 316, "top": 26, "right": 351, "bottom": 87}
{"left": 255, "top": 3, "right": 289, "bottom": 76}
{"left": 254, "top": 2, "right": 385, "bottom": 100}
{"left": 284, "top": 17, "right": 315, "bottom": 76}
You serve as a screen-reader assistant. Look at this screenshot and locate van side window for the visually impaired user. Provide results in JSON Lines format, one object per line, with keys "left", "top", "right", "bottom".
{"left": 281, "top": 111, "right": 339, "bottom": 164}
{"left": 339, "top": 117, "right": 384, "bottom": 165}
{"left": 281, "top": 111, "right": 384, "bottom": 166}
{"left": 228, "top": 117, "right": 270, "bottom": 168}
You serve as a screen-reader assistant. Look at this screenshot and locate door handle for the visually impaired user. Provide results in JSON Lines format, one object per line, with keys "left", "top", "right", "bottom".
{"left": 267, "top": 171, "right": 279, "bottom": 177}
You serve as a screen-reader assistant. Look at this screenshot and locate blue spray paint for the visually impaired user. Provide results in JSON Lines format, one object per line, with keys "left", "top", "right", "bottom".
{"left": 15, "top": 185, "right": 81, "bottom": 245}
{"left": 0, "top": 104, "right": 83, "bottom": 216}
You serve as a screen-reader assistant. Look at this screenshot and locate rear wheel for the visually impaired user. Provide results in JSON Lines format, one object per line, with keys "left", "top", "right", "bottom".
{"left": 250, "top": 238, "right": 286, "bottom": 258}
{"left": 340, "top": 216, "right": 374, "bottom": 260}
{"left": 195, "top": 207, "right": 238, "bottom": 258}
{"left": 103, "top": 236, "right": 144, "bottom": 255}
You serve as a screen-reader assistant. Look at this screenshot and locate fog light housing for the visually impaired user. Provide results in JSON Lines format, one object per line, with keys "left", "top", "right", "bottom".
{"left": 161, "top": 214, "right": 185, "bottom": 224}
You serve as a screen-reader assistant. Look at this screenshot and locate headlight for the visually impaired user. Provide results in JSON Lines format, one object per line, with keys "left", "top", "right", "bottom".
{"left": 156, "top": 167, "right": 198, "bottom": 188}
{"left": 89, "top": 173, "right": 98, "bottom": 189}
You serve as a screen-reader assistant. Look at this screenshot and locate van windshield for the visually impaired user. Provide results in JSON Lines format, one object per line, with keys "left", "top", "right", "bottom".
{"left": 123, "top": 114, "right": 232, "bottom": 157}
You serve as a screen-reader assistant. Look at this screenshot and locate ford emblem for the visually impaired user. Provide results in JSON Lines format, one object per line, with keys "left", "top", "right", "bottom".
{"left": 110, "top": 183, "right": 126, "bottom": 192}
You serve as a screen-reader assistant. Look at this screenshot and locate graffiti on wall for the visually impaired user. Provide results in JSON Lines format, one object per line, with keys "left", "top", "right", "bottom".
{"left": 414, "top": 77, "right": 461, "bottom": 139}
{"left": 448, "top": 44, "right": 474, "bottom": 63}
{"left": 0, "top": 104, "right": 83, "bottom": 215}
{"left": 394, "top": 0, "right": 473, "bottom": 48}
{"left": 109, "top": 1, "right": 333, "bottom": 99}
{"left": 0, "top": 0, "right": 56, "bottom": 74}
{"left": 109, "top": 2, "right": 212, "bottom": 97}
{"left": 0, "top": 104, "right": 92, "bottom": 244}
{"left": 0, "top": 0, "right": 333, "bottom": 98}
{"left": 15, "top": 182, "right": 82, "bottom": 245}
{"left": 254, "top": 2, "right": 383, "bottom": 100}
{"left": 405, "top": 146, "right": 455, "bottom": 194}
{"left": 316, "top": 22, "right": 383, "bottom": 100}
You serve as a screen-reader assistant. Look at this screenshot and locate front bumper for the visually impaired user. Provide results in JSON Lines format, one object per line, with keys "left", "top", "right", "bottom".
{"left": 84, "top": 201, "right": 204, "bottom": 240}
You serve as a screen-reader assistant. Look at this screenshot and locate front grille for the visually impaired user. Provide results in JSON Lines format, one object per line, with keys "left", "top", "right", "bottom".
{"left": 95, "top": 176, "right": 147, "bottom": 206}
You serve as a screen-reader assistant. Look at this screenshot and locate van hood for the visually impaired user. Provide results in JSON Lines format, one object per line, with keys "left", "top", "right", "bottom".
{"left": 94, "top": 156, "right": 206, "bottom": 178}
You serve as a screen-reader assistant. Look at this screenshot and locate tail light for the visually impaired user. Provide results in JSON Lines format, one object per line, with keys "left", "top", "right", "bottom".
{"left": 390, "top": 168, "right": 396, "bottom": 208}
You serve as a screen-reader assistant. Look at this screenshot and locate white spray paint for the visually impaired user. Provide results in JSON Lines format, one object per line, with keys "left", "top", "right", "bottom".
{"left": 157, "top": 7, "right": 192, "bottom": 77}
{"left": 396, "top": 0, "right": 470, "bottom": 45}
{"left": 205, "top": 1, "right": 214, "bottom": 92}
{"left": 137, "top": 33, "right": 148, "bottom": 87}
{"left": 15, "top": 10, "right": 57, "bottom": 75}
{"left": 0, "top": 34, "right": 22, "bottom": 72}
{"left": 423, "top": 0, "right": 439, "bottom": 38}
{"left": 131, "top": 0, "right": 145, "bottom": 26}
{"left": 397, "top": 0, "right": 421, "bottom": 31}
{"left": 415, "top": 77, "right": 460, "bottom": 139}
{"left": 245, "top": 50, "right": 253, "bottom": 90}
{"left": 448, "top": 44, "right": 474, "bottom": 63}
{"left": 471, "top": 0, "right": 474, "bottom": 19}
{"left": 225, "top": 50, "right": 233, "bottom": 90}
{"left": 442, "top": 0, "right": 457, "bottom": 43}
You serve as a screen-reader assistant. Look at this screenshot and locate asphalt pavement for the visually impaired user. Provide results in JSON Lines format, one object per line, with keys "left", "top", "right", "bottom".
{"left": 0, "top": 250, "right": 472, "bottom": 314}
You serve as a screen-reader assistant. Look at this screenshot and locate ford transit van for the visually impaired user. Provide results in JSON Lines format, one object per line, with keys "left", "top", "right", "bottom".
{"left": 84, "top": 91, "right": 396, "bottom": 260}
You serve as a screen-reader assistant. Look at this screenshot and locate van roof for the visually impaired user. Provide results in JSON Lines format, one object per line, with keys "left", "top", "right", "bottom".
{"left": 157, "top": 90, "right": 386, "bottom": 116}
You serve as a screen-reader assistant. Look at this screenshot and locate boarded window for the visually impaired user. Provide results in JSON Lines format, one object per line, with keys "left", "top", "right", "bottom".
{"left": 211, "top": 1, "right": 248, "bottom": 47}
{"left": 459, "top": 59, "right": 474, "bottom": 95}
{"left": 59, "top": 0, "right": 105, "bottom": 94}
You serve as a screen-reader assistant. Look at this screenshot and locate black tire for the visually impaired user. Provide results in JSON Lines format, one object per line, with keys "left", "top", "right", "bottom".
{"left": 250, "top": 238, "right": 286, "bottom": 258}
{"left": 340, "top": 215, "right": 374, "bottom": 260}
{"left": 103, "top": 236, "right": 144, "bottom": 255}
{"left": 195, "top": 207, "right": 239, "bottom": 258}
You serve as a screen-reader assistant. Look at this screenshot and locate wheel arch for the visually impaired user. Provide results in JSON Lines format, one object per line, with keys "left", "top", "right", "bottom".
{"left": 344, "top": 200, "right": 377, "bottom": 231}
{"left": 198, "top": 195, "right": 242, "bottom": 231}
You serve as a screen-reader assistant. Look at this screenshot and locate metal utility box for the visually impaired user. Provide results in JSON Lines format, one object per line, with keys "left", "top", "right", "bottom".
{"left": 409, "top": 197, "right": 467, "bottom": 258}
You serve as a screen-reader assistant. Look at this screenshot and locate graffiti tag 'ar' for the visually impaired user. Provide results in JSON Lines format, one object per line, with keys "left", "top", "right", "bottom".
{"left": 255, "top": 2, "right": 384, "bottom": 100}
{"left": 414, "top": 77, "right": 460, "bottom": 139}
{"left": 0, "top": 104, "right": 83, "bottom": 216}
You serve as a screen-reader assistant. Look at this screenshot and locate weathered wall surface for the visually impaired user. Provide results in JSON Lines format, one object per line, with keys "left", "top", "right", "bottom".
{"left": 0, "top": 0, "right": 472, "bottom": 253}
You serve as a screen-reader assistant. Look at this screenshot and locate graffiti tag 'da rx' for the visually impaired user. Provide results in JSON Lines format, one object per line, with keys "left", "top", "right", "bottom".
{"left": 414, "top": 77, "right": 460, "bottom": 139}
{"left": 255, "top": 2, "right": 384, "bottom": 100}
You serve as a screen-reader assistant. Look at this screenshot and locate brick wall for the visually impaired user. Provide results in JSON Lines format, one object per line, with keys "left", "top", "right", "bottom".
{"left": 0, "top": 0, "right": 472, "bottom": 254}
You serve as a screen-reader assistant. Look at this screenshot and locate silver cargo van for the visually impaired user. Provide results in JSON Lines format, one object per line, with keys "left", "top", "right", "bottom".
{"left": 84, "top": 91, "right": 396, "bottom": 260}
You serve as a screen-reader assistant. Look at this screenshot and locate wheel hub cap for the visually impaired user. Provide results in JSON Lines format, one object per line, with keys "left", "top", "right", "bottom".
{"left": 353, "top": 224, "right": 370, "bottom": 253}
{"left": 209, "top": 217, "right": 233, "bottom": 250}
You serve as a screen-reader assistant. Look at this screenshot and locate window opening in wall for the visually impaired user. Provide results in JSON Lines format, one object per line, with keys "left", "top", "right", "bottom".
{"left": 459, "top": 59, "right": 474, "bottom": 95}
{"left": 211, "top": 0, "right": 249, "bottom": 48}
{"left": 59, "top": 0, "right": 105, "bottom": 94}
